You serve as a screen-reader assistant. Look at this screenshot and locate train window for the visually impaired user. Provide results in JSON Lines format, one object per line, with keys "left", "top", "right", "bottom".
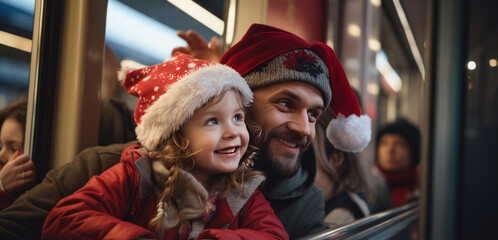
{"left": 458, "top": 0, "right": 498, "bottom": 237}
{"left": 0, "top": 0, "right": 34, "bottom": 107}
{"left": 0, "top": 0, "right": 34, "bottom": 176}
{"left": 99, "top": 0, "right": 224, "bottom": 146}
{"left": 336, "top": 0, "right": 427, "bottom": 214}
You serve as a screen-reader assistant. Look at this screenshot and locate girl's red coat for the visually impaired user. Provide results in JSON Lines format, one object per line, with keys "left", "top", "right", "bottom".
{"left": 43, "top": 144, "right": 288, "bottom": 240}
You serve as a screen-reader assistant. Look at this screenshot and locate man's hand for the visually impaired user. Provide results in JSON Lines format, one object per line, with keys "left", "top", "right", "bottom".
{"left": 0, "top": 150, "right": 36, "bottom": 196}
{"left": 171, "top": 30, "right": 222, "bottom": 62}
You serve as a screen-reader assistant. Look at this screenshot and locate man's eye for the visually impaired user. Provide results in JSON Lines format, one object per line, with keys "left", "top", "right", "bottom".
{"left": 276, "top": 100, "right": 290, "bottom": 108}
{"left": 206, "top": 119, "right": 218, "bottom": 126}
{"left": 308, "top": 110, "right": 321, "bottom": 122}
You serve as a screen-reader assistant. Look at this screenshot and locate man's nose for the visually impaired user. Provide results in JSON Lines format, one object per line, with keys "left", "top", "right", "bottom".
{"left": 287, "top": 111, "right": 311, "bottom": 137}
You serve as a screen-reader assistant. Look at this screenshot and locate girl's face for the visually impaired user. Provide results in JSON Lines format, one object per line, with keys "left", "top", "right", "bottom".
{"left": 182, "top": 89, "right": 249, "bottom": 184}
{"left": 0, "top": 118, "right": 24, "bottom": 169}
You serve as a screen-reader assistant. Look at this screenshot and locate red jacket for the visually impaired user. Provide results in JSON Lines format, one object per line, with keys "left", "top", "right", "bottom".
{"left": 43, "top": 144, "right": 288, "bottom": 240}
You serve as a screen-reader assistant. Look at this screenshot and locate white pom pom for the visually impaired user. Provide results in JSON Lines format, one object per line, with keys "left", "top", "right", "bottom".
{"left": 117, "top": 59, "right": 146, "bottom": 84}
{"left": 326, "top": 114, "right": 371, "bottom": 152}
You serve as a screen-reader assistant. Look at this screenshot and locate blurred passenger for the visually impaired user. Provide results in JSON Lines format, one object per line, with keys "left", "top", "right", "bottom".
{"left": 366, "top": 163, "right": 393, "bottom": 214}
{"left": 313, "top": 109, "right": 370, "bottom": 228}
{"left": 98, "top": 97, "right": 136, "bottom": 146}
{"left": 373, "top": 119, "right": 421, "bottom": 208}
{"left": 98, "top": 44, "right": 137, "bottom": 146}
{"left": 0, "top": 100, "right": 35, "bottom": 210}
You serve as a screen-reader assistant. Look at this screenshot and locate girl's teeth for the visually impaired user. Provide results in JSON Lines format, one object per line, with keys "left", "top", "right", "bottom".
{"left": 216, "top": 148, "right": 236, "bottom": 154}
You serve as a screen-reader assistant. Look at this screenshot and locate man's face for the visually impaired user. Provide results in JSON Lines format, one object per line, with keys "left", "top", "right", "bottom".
{"left": 377, "top": 133, "right": 412, "bottom": 172}
{"left": 249, "top": 81, "right": 324, "bottom": 178}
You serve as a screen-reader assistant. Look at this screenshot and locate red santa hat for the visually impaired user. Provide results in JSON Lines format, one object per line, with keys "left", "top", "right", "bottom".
{"left": 221, "top": 24, "right": 370, "bottom": 152}
{"left": 118, "top": 52, "right": 252, "bottom": 151}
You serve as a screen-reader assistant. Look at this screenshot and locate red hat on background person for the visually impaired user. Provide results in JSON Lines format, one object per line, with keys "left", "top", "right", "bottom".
{"left": 118, "top": 52, "right": 253, "bottom": 151}
{"left": 221, "top": 24, "right": 371, "bottom": 153}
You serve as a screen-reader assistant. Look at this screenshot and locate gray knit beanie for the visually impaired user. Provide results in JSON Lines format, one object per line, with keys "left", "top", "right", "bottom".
{"left": 243, "top": 49, "right": 332, "bottom": 109}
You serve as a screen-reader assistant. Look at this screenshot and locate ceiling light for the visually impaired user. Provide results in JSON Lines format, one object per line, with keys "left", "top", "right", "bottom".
{"left": 376, "top": 50, "right": 402, "bottom": 93}
{"left": 371, "top": 0, "right": 381, "bottom": 7}
{"left": 467, "top": 61, "right": 476, "bottom": 70}
{"left": 348, "top": 24, "right": 361, "bottom": 37}
{"left": 368, "top": 38, "right": 381, "bottom": 51}
{"left": 166, "top": 0, "right": 224, "bottom": 35}
{"left": 489, "top": 59, "right": 497, "bottom": 67}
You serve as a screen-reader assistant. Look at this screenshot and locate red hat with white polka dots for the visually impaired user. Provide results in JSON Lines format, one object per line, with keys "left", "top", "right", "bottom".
{"left": 118, "top": 52, "right": 252, "bottom": 151}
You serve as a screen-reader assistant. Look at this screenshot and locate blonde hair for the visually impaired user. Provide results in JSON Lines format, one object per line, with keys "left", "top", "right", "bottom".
{"left": 148, "top": 89, "right": 262, "bottom": 238}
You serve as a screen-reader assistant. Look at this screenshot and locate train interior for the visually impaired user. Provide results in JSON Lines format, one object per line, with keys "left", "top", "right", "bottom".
{"left": 0, "top": 0, "right": 497, "bottom": 239}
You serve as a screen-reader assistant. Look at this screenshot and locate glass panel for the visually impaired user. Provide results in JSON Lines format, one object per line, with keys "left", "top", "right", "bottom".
{"left": 99, "top": 0, "right": 223, "bottom": 146}
{"left": 365, "top": 0, "right": 427, "bottom": 216}
{"left": 0, "top": 0, "right": 34, "bottom": 107}
{"left": 460, "top": 0, "right": 498, "bottom": 238}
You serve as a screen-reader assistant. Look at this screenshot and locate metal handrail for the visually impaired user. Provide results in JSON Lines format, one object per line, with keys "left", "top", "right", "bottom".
{"left": 300, "top": 201, "right": 419, "bottom": 240}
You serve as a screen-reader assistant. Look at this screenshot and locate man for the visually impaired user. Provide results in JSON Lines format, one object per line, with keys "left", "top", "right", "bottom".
{"left": 0, "top": 24, "right": 370, "bottom": 239}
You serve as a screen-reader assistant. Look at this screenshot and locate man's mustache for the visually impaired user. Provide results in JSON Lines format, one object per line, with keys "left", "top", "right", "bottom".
{"left": 268, "top": 129, "right": 308, "bottom": 148}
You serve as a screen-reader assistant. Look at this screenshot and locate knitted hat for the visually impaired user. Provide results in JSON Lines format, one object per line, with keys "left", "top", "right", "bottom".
{"left": 376, "top": 119, "right": 421, "bottom": 165}
{"left": 118, "top": 52, "right": 253, "bottom": 151}
{"left": 221, "top": 24, "right": 371, "bottom": 152}
{"left": 243, "top": 49, "right": 331, "bottom": 108}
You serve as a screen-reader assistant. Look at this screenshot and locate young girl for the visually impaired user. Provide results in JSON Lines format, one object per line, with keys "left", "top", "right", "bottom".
{"left": 42, "top": 53, "right": 288, "bottom": 240}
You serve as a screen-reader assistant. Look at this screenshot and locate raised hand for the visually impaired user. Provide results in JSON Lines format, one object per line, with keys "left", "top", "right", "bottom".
{"left": 171, "top": 30, "right": 222, "bottom": 62}
{"left": 0, "top": 150, "right": 36, "bottom": 196}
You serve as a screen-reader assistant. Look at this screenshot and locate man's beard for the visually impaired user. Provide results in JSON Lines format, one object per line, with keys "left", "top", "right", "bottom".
{"left": 256, "top": 127, "right": 311, "bottom": 179}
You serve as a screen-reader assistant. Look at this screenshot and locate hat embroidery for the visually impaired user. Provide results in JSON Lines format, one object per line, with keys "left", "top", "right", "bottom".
{"left": 283, "top": 50, "right": 324, "bottom": 78}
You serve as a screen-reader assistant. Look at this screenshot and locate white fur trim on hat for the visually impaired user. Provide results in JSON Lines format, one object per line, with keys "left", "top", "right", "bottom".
{"left": 326, "top": 114, "right": 371, "bottom": 153}
{"left": 136, "top": 64, "right": 252, "bottom": 151}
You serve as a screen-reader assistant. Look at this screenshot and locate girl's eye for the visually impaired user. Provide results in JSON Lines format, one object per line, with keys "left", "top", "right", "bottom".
{"left": 206, "top": 119, "right": 218, "bottom": 126}
{"left": 233, "top": 113, "right": 244, "bottom": 122}
{"left": 11, "top": 146, "right": 19, "bottom": 153}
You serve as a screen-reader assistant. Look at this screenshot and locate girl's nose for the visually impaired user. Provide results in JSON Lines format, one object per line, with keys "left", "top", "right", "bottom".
{"left": 0, "top": 148, "right": 10, "bottom": 165}
{"left": 223, "top": 124, "right": 239, "bottom": 139}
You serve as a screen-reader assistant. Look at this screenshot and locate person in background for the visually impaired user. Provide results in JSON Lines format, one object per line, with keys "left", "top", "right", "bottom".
{"left": 0, "top": 100, "right": 36, "bottom": 210}
{"left": 313, "top": 108, "right": 370, "bottom": 228}
{"left": 98, "top": 44, "right": 137, "bottom": 146}
{"left": 43, "top": 53, "right": 288, "bottom": 239}
{"left": 0, "top": 24, "right": 370, "bottom": 240}
{"left": 374, "top": 119, "right": 421, "bottom": 208}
